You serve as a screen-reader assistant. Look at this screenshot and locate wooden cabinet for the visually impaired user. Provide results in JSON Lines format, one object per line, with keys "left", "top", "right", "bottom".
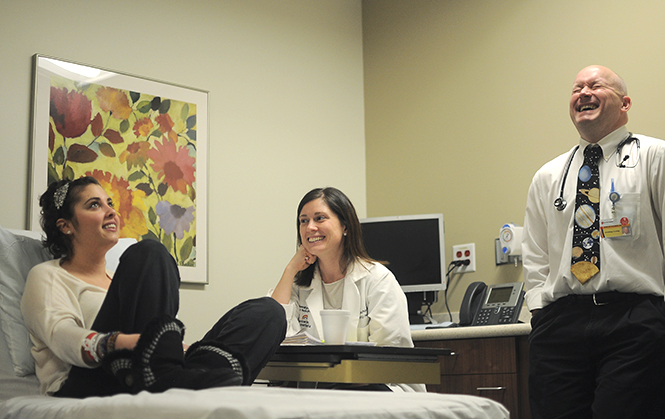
{"left": 416, "top": 335, "right": 530, "bottom": 419}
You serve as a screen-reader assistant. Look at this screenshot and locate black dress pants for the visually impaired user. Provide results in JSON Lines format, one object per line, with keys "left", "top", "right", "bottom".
{"left": 528, "top": 293, "right": 665, "bottom": 419}
{"left": 56, "top": 240, "right": 286, "bottom": 397}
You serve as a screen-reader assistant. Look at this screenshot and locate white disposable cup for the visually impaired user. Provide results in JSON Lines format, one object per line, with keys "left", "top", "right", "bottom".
{"left": 320, "top": 309, "right": 350, "bottom": 344}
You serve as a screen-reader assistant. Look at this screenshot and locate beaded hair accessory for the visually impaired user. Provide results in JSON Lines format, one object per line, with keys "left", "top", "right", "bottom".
{"left": 53, "top": 182, "right": 70, "bottom": 210}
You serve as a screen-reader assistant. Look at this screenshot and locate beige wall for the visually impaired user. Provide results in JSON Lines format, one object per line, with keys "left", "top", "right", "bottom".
{"left": 5, "top": 0, "right": 665, "bottom": 335}
{"left": 0, "top": 0, "right": 366, "bottom": 340}
{"left": 363, "top": 0, "right": 665, "bottom": 317}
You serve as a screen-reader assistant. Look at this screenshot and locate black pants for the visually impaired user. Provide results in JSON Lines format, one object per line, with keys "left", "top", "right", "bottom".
{"left": 528, "top": 293, "right": 665, "bottom": 419}
{"left": 56, "top": 240, "right": 286, "bottom": 398}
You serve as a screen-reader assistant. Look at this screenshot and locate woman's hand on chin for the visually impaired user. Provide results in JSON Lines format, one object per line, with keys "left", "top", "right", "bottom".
{"left": 290, "top": 245, "right": 317, "bottom": 273}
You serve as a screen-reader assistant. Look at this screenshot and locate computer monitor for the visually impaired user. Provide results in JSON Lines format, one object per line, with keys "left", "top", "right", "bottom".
{"left": 359, "top": 213, "right": 446, "bottom": 292}
{"left": 359, "top": 214, "right": 446, "bottom": 323}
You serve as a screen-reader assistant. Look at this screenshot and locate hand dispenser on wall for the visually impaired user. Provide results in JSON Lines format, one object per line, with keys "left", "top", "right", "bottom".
{"left": 495, "top": 223, "right": 523, "bottom": 266}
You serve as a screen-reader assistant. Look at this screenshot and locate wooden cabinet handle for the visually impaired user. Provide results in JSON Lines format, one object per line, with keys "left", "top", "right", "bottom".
{"left": 476, "top": 386, "right": 507, "bottom": 391}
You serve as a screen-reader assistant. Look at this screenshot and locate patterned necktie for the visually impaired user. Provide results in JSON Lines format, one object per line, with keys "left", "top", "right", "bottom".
{"left": 571, "top": 144, "right": 602, "bottom": 284}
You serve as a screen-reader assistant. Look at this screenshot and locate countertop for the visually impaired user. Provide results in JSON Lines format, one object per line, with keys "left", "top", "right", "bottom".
{"left": 411, "top": 322, "right": 531, "bottom": 342}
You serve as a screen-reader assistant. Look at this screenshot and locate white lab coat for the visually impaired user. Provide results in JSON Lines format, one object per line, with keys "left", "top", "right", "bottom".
{"left": 278, "top": 260, "right": 413, "bottom": 347}
{"left": 271, "top": 259, "right": 426, "bottom": 392}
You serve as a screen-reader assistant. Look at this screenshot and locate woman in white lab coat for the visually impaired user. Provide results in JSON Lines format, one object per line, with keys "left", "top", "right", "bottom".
{"left": 271, "top": 188, "right": 423, "bottom": 391}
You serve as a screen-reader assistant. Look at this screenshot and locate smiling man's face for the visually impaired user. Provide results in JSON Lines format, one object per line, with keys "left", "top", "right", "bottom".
{"left": 569, "top": 66, "right": 631, "bottom": 143}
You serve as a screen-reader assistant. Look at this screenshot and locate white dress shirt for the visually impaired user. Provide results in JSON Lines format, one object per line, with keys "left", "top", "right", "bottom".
{"left": 523, "top": 126, "right": 665, "bottom": 310}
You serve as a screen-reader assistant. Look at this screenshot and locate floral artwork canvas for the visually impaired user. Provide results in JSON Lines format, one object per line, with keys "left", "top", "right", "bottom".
{"left": 31, "top": 56, "right": 208, "bottom": 283}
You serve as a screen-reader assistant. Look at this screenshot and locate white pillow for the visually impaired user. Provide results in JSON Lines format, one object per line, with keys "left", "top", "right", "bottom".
{"left": 0, "top": 227, "right": 52, "bottom": 376}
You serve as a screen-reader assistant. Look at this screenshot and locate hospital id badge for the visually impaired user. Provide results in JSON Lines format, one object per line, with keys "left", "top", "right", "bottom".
{"left": 600, "top": 216, "right": 632, "bottom": 238}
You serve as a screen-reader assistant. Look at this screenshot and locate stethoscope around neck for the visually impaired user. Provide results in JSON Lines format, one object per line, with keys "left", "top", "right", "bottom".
{"left": 553, "top": 134, "right": 640, "bottom": 211}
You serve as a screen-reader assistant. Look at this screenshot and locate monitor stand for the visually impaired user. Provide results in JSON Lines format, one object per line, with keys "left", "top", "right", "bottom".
{"left": 406, "top": 291, "right": 438, "bottom": 324}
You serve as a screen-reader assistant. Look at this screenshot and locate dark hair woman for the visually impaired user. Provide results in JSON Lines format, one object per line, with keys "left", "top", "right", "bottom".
{"left": 22, "top": 177, "right": 285, "bottom": 398}
{"left": 270, "top": 187, "right": 424, "bottom": 392}
{"left": 292, "top": 187, "right": 376, "bottom": 287}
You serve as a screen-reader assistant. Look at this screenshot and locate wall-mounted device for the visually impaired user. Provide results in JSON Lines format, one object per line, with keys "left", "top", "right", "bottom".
{"left": 496, "top": 223, "right": 523, "bottom": 266}
{"left": 458, "top": 281, "right": 525, "bottom": 326}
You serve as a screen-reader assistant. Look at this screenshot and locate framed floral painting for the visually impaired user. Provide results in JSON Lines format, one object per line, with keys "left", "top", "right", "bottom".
{"left": 30, "top": 55, "right": 209, "bottom": 284}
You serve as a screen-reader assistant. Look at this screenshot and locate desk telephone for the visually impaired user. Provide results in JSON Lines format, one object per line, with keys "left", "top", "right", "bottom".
{"left": 458, "top": 282, "right": 525, "bottom": 326}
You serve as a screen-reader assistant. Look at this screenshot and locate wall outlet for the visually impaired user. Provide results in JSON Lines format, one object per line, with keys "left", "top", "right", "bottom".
{"left": 452, "top": 243, "right": 476, "bottom": 273}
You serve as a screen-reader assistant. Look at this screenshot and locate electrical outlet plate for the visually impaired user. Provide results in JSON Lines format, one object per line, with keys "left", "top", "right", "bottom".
{"left": 452, "top": 243, "right": 476, "bottom": 273}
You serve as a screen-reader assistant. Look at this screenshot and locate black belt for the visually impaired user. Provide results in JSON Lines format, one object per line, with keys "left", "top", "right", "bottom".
{"left": 560, "top": 292, "right": 661, "bottom": 306}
